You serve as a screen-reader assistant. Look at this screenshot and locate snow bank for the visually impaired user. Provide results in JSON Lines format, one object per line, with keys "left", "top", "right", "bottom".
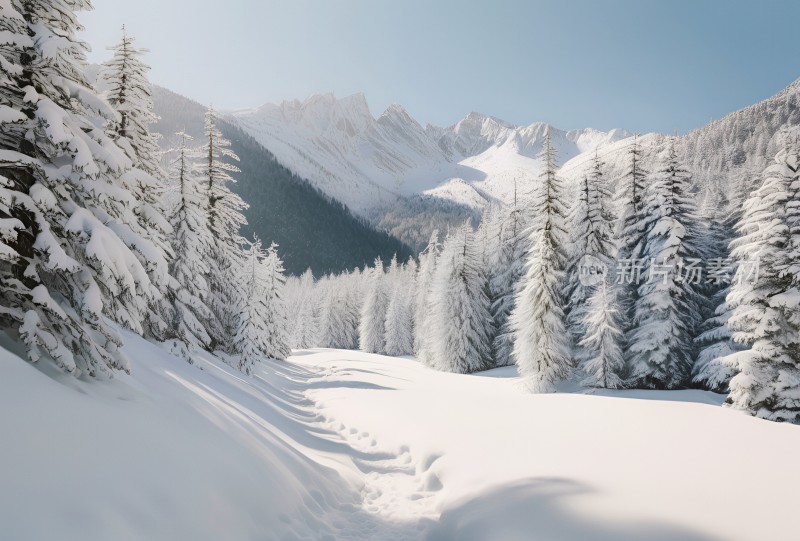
{"left": 297, "top": 350, "right": 800, "bottom": 541}
{"left": 0, "top": 331, "right": 367, "bottom": 541}
{"left": 3, "top": 339, "right": 798, "bottom": 540}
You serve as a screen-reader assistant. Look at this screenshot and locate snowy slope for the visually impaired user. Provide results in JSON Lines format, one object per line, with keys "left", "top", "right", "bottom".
{"left": 4, "top": 336, "right": 799, "bottom": 540}
{"left": 298, "top": 350, "right": 800, "bottom": 541}
{"left": 229, "top": 94, "right": 629, "bottom": 213}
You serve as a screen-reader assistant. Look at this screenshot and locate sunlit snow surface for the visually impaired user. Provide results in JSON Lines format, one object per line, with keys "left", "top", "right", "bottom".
{"left": 1, "top": 331, "right": 798, "bottom": 540}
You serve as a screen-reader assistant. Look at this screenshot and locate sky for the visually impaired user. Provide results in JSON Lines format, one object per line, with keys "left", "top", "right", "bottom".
{"left": 80, "top": 0, "right": 800, "bottom": 134}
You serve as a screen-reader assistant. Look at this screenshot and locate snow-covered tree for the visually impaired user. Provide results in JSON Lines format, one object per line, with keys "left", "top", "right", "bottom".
{"left": 165, "top": 131, "right": 213, "bottom": 350}
{"left": 99, "top": 26, "right": 173, "bottom": 341}
{"left": 426, "top": 221, "right": 493, "bottom": 373}
{"left": 489, "top": 181, "right": 533, "bottom": 367}
{"left": 318, "top": 270, "right": 361, "bottom": 350}
{"left": 0, "top": 0, "right": 164, "bottom": 377}
{"left": 511, "top": 130, "right": 571, "bottom": 392}
{"left": 413, "top": 231, "right": 440, "bottom": 360}
{"left": 579, "top": 276, "right": 625, "bottom": 389}
{"left": 287, "top": 269, "right": 319, "bottom": 348}
{"left": 100, "top": 26, "right": 161, "bottom": 176}
{"left": 261, "top": 242, "right": 291, "bottom": 361}
{"left": 201, "top": 106, "right": 248, "bottom": 350}
{"left": 614, "top": 135, "right": 648, "bottom": 325}
{"left": 627, "top": 141, "right": 703, "bottom": 389}
{"left": 384, "top": 257, "right": 416, "bottom": 356}
{"left": 359, "top": 258, "right": 388, "bottom": 354}
{"left": 692, "top": 186, "right": 748, "bottom": 392}
{"left": 719, "top": 142, "right": 800, "bottom": 422}
{"left": 232, "top": 238, "right": 271, "bottom": 374}
{"left": 565, "top": 152, "right": 616, "bottom": 352}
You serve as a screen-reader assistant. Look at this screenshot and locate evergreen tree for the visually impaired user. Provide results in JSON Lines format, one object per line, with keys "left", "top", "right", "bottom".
{"left": 413, "top": 231, "right": 440, "bottom": 361}
{"left": 614, "top": 135, "right": 648, "bottom": 327}
{"left": 101, "top": 26, "right": 162, "bottom": 175}
{"left": 359, "top": 258, "right": 388, "bottom": 354}
{"left": 0, "top": 0, "right": 161, "bottom": 377}
{"left": 565, "top": 152, "right": 616, "bottom": 353}
{"left": 489, "top": 180, "right": 533, "bottom": 367}
{"left": 627, "top": 141, "right": 703, "bottom": 389}
{"left": 261, "top": 242, "right": 291, "bottom": 361}
{"left": 100, "top": 26, "right": 173, "bottom": 341}
{"left": 384, "top": 257, "right": 416, "bottom": 356}
{"left": 511, "top": 129, "right": 571, "bottom": 392}
{"left": 288, "top": 269, "right": 318, "bottom": 348}
{"left": 579, "top": 276, "right": 625, "bottom": 389}
{"left": 720, "top": 142, "right": 800, "bottom": 422}
{"left": 165, "top": 131, "right": 213, "bottom": 350}
{"left": 231, "top": 238, "right": 270, "bottom": 374}
{"left": 426, "top": 221, "right": 493, "bottom": 373}
{"left": 201, "top": 106, "right": 248, "bottom": 350}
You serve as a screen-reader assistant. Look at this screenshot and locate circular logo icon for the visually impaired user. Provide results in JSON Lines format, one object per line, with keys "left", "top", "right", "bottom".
{"left": 578, "top": 254, "right": 608, "bottom": 287}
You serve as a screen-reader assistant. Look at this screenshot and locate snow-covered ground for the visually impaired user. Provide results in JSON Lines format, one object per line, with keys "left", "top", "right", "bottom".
{"left": 2, "top": 332, "right": 798, "bottom": 540}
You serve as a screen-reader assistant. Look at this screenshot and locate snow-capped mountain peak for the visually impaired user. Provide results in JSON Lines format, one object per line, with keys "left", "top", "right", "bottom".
{"left": 230, "top": 93, "right": 629, "bottom": 213}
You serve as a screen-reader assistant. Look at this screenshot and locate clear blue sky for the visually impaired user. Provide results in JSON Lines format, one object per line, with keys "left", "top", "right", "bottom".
{"left": 80, "top": 0, "right": 800, "bottom": 134}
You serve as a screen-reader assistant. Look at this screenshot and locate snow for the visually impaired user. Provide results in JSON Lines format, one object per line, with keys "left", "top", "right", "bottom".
{"left": 2, "top": 333, "right": 799, "bottom": 540}
{"left": 229, "top": 94, "right": 628, "bottom": 214}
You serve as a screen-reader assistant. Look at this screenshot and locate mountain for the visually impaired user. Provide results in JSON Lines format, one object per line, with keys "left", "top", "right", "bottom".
{"left": 151, "top": 87, "right": 413, "bottom": 276}
{"left": 229, "top": 94, "right": 629, "bottom": 214}
{"left": 559, "top": 77, "right": 800, "bottom": 212}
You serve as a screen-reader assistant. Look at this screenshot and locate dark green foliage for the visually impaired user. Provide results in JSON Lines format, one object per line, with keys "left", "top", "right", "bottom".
{"left": 153, "top": 87, "right": 412, "bottom": 276}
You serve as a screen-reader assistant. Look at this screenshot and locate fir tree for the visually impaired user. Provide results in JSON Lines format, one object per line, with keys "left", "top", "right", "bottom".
{"left": 261, "top": 242, "right": 291, "bottom": 361}
{"left": 101, "top": 26, "right": 162, "bottom": 175}
{"left": 579, "top": 276, "right": 625, "bottom": 389}
{"left": 614, "top": 134, "right": 648, "bottom": 328}
{"left": 359, "top": 258, "right": 388, "bottom": 354}
{"left": 413, "top": 231, "right": 440, "bottom": 361}
{"left": 0, "top": 0, "right": 161, "bottom": 377}
{"left": 201, "top": 106, "right": 248, "bottom": 350}
{"left": 627, "top": 141, "right": 703, "bottom": 389}
{"left": 720, "top": 141, "right": 800, "bottom": 422}
{"left": 100, "top": 26, "right": 173, "bottom": 341}
{"left": 565, "top": 152, "right": 616, "bottom": 354}
{"left": 489, "top": 180, "right": 533, "bottom": 367}
{"left": 384, "top": 257, "right": 416, "bottom": 356}
{"left": 165, "top": 131, "right": 214, "bottom": 350}
{"left": 511, "top": 129, "right": 571, "bottom": 392}
{"left": 231, "top": 238, "right": 270, "bottom": 374}
{"left": 426, "top": 221, "right": 493, "bottom": 373}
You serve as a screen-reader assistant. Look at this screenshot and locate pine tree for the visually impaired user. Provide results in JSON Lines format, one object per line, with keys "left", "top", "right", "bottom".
{"left": 384, "top": 257, "right": 416, "bottom": 356}
{"left": 232, "top": 238, "right": 271, "bottom": 374}
{"left": 511, "top": 129, "right": 571, "bottom": 392}
{"left": 579, "top": 276, "right": 625, "bottom": 389}
{"left": 0, "top": 0, "right": 162, "bottom": 376}
{"left": 261, "top": 242, "right": 291, "bottom": 360}
{"left": 692, "top": 187, "right": 747, "bottom": 392}
{"left": 614, "top": 135, "right": 648, "bottom": 327}
{"left": 627, "top": 141, "right": 703, "bottom": 389}
{"left": 100, "top": 26, "right": 173, "bottom": 341}
{"left": 359, "top": 258, "right": 388, "bottom": 354}
{"left": 426, "top": 221, "right": 493, "bottom": 373}
{"left": 413, "top": 231, "right": 440, "bottom": 361}
{"left": 490, "top": 180, "right": 533, "bottom": 367}
{"left": 565, "top": 152, "right": 616, "bottom": 353}
{"left": 720, "top": 141, "right": 800, "bottom": 422}
{"left": 101, "top": 26, "right": 162, "bottom": 175}
{"left": 165, "top": 131, "right": 214, "bottom": 350}
{"left": 288, "top": 269, "right": 318, "bottom": 348}
{"left": 201, "top": 106, "right": 248, "bottom": 350}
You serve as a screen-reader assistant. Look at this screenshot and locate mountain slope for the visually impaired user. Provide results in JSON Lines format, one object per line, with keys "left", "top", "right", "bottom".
{"left": 230, "top": 94, "right": 629, "bottom": 214}
{"left": 152, "top": 87, "right": 413, "bottom": 275}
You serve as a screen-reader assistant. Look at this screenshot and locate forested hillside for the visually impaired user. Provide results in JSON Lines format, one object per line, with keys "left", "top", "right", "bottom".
{"left": 152, "top": 87, "right": 412, "bottom": 275}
